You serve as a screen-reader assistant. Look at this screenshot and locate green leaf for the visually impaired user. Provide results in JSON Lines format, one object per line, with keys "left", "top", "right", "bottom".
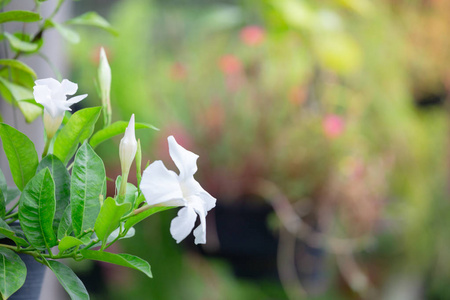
{"left": 46, "top": 260, "right": 89, "bottom": 300}
{"left": 89, "top": 121, "right": 158, "bottom": 149}
{"left": 0, "top": 77, "right": 41, "bottom": 122}
{"left": 81, "top": 250, "right": 152, "bottom": 278}
{"left": 0, "top": 248, "right": 26, "bottom": 299}
{"left": 0, "top": 10, "right": 40, "bottom": 24}
{"left": 0, "top": 219, "right": 28, "bottom": 247}
{"left": 0, "top": 59, "right": 36, "bottom": 78}
{"left": 53, "top": 107, "right": 102, "bottom": 165}
{"left": 124, "top": 206, "right": 173, "bottom": 233}
{"left": 4, "top": 32, "right": 39, "bottom": 52}
{"left": 18, "top": 168, "right": 57, "bottom": 250}
{"left": 0, "top": 189, "right": 4, "bottom": 218}
{"left": 0, "top": 64, "right": 35, "bottom": 89}
{"left": 57, "top": 206, "right": 72, "bottom": 240}
{"left": 94, "top": 197, "right": 130, "bottom": 250}
{"left": 58, "top": 236, "right": 89, "bottom": 252}
{"left": 134, "top": 193, "right": 145, "bottom": 209}
{"left": 115, "top": 175, "right": 137, "bottom": 207}
{"left": 0, "top": 169, "right": 6, "bottom": 194}
{"left": 46, "top": 19, "right": 80, "bottom": 44}
{"left": 0, "top": 76, "right": 33, "bottom": 101}
{"left": 0, "top": 123, "right": 38, "bottom": 191}
{"left": 71, "top": 143, "right": 106, "bottom": 237}
{"left": 37, "top": 155, "right": 70, "bottom": 233}
{"left": 6, "top": 187, "right": 20, "bottom": 205}
{"left": 66, "top": 12, "right": 118, "bottom": 36}
{"left": 17, "top": 100, "right": 43, "bottom": 123}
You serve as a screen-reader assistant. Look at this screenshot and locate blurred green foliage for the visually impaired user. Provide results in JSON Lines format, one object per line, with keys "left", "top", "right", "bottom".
{"left": 71, "top": 0, "right": 450, "bottom": 298}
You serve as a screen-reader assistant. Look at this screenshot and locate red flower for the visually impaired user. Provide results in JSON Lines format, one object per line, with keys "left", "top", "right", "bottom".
{"left": 240, "top": 26, "right": 265, "bottom": 46}
{"left": 218, "top": 55, "right": 242, "bottom": 75}
{"left": 323, "top": 114, "right": 345, "bottom": 139}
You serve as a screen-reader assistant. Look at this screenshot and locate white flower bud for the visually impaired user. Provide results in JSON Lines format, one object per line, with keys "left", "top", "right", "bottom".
{"left": 119, "top": 114, "right": 137, "bottom": 176}
{"left": 98, "top": 47, "right": 111, "bottom": 104}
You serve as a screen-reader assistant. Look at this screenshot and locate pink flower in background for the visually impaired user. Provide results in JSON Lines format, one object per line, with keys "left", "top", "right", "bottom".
{"left": 170, "top": 62, "right": 188, "bottom": 81}
{"left": 323, "top": 114, "right": 345, "bottom": 139}
{"left": 218, "top": 55, "right": 242, "bottom": 75}
{"left": 240, "top": 26, "right": 265, "bottom": 46}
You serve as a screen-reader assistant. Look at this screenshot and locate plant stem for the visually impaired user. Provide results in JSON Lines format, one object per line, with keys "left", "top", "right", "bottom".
{"left": 5, "top": 202, "right": 19, "bottom": 215}
{"left": 5, "top": 211, "right": 18, "bottom": 220}
{"left": 42, "top": 138, "right": 51, "bottom": 158}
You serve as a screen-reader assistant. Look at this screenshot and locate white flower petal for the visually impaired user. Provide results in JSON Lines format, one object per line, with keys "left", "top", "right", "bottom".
{"left": 140, "top": 160, "right": 184, "bottom": 206}
{"left": 182, "top": 176, "right": 216, "bottom": 212}
{"left": 199, "top": 191, "right": 216, "bottom": 212}
{"left": 33, "top": 85, "right": 51, "bottom": 105}
{"left": 168, "top": 135, "right": 198, "bottom": 179}
{"left": 66, "top": 94, "right": 88, "bottom": 106}
{"left": 170, "top": 207, "right": 197, "bottom": 243}
{"left": 61, "top": 79, "right": 78, "bottom": 95}
{"left": 190, "top": 199, "right": 207, "bottom": 244}
{"left": 35, "top": 78, "right": 60, "bottom": 90}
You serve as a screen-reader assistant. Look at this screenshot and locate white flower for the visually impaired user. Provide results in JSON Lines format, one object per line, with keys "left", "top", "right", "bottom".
{"left": 119, "top": 114, "right": 137, "bottom": 176}
{"left": 33, "top": 78, "right": 87, "bottom": 138}
{"left": 140, "top": 136, "right": 216, "bottom": 244}
{"left": 98, "top": 47, "right": 111, "bottom": 102}
{"left": 33, "top": 78, "right": 87, "bottom": 119}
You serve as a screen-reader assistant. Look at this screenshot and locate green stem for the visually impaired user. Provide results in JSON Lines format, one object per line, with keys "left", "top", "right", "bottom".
{"left": 120, "top": 204, "right": 154, "bottom": 222}
{"left": 117, "top": 172, "right": 128, "bottom": 204}
{"left": 5, "top": 211, "right": 18, "bottom": 220}
{"left": 42, "top": 138, "right": 51, "bottom": 158}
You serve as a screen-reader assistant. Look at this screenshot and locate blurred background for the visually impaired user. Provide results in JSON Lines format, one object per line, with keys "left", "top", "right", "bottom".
{"left": 9, "top": 0, "right": 450, "bottom": 299}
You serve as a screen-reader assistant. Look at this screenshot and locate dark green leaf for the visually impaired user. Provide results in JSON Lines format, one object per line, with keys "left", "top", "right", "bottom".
{"left": 81, "top": 250, "right": 152, "bottom": 278}
{"left": 66, "top": 12, "right": 118, "bottom": 36}
{"left": 0, "top": 248, "right": 26, "bottom": 299}
{"left": 94, "top": 197, "right": 131, "bottom": 249}
{"left": 0, "top": 123, "right": 38, "bottom": 190}
{"left": 18, "top": 168, "right": 57, "bottom": 250}
{"left": 71, "top": 143, "right": 106, "bottom": 237}
{"left": 37, "top": 155, "right": 70, "bottom": 233}
{"left": 0, "top": 168, "right": 6, "bottom": 195}
{"left": 0, "top": 10, "right": 40, "bottom": 24}
{"left": 57, "top": 206, "right": 72, "bottom": 240}
{"left": 0, "top": 189, "right": 4, "bottom": 218}
{"left": 124, "top": 206, "right": 173, "bottom": 233}
{"left": 0, "top": 59, "right": 37, "bottom": 78}
{"left": 46, "top": 260, "right": 89, "bottom": 300}
{"left": 0, "top": 219, "right": 28, "bottom": 247}
{"left": 53, "top": 107, "right": 102, "bottom": 165}
{"left": 89, "top": 121, "right": 158, "bottom": 149}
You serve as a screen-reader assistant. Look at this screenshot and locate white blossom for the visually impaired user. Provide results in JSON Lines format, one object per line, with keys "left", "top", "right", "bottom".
{"left": 140, "top": 136, "right": 216, "bottom": 244}
{"left": 33, "top": 78, "right": 87, "bottom": 138}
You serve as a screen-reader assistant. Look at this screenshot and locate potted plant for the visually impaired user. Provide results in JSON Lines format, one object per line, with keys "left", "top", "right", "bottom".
{"left": 0, "top": 5, "right": 216, "bottom": 300}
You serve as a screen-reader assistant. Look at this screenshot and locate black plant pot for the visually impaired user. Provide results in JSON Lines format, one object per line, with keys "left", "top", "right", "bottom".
{"left": 1, "top": 223, "right": 46, "bottom": 300}
{"left": 208, "top": 196, "right": 279, "bottom": 279}
{"left": 9, "top": 253, "right": 46, "bottom": 300}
